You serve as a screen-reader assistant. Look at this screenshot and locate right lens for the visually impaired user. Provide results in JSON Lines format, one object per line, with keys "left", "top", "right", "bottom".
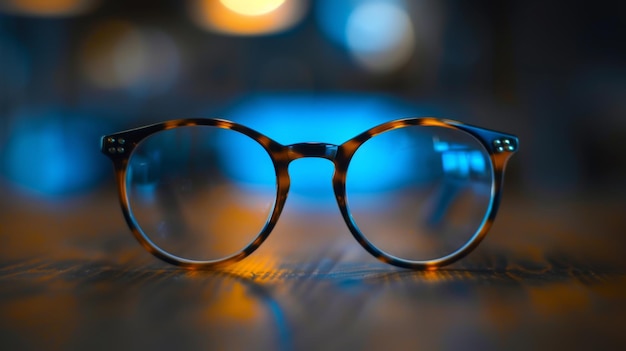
{"left": 345, "top": 125, "right": 494, "bottom": 262}
{"left": 125, "top": 126, "right": 277, "bottom": 262}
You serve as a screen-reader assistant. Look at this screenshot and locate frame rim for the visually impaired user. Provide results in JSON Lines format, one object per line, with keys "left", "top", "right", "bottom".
{"left": 102, "top": 118, "right": 288, "bottom": 269}
{"left": 333, "top": 117, "right": 517, "bottom": 269}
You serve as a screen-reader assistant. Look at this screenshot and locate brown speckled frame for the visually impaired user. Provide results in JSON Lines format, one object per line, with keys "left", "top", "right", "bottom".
{"left": 101, "top": 117, "right": 518, "bottom": 270}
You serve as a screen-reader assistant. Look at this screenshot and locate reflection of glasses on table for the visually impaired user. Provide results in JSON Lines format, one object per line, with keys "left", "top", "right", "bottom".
{"left": 101, "top": 117, "right": 518, "bottom": 269}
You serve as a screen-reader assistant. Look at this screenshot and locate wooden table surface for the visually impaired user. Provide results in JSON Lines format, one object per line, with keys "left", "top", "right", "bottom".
{"left": 1, "top": 185, "right": 625, "bottom": 350}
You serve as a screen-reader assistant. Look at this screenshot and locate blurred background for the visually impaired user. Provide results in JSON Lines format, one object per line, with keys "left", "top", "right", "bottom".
{"left": 1, "top": 3, "right": 626, "bottom": 350}
{"left": 0, "top": 0, "right": 625, "bottom": 231}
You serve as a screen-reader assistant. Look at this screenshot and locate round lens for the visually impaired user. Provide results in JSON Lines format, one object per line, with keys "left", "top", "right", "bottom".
{"left": 125, "top": 126, "right": 277, "bottom": 262}
{"left": 345, "top": 125, "right": 494, "bottom": 262}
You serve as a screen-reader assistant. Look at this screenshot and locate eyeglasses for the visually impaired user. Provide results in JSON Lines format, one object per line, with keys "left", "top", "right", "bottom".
{"left": 101, "top": 117, "right": 518, "bottom": 270}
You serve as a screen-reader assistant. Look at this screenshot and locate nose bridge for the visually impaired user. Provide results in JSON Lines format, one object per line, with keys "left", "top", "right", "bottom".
{"left": 287, "top": 142, "right": 338, "bottom": 162}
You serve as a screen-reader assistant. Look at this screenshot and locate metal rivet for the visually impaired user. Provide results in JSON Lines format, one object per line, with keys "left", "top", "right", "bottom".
{"left": 493, "top": 140, "right": 502, "bottom": 146}
{"left": 117, "top": 147, "right": 125, "bottom": 153}
{"left": 108, "top": 147, "right": 117, "bottom": 154}
{"left": 497, "top": 146, "right": 504, "bottom": 152}
{"left": 503, "top": 139, "right": 511, "bottom": 145}
{"left": 107, "top": 137, "right": 115, "bottom": 144}
{"left": 118, "top": 138, "right": 125, "bottom": 145}
{"left": 507, "top": 145, "right": 515, "bottom": 151}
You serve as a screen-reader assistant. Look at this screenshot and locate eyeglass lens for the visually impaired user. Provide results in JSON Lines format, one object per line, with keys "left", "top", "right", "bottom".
{"left": 125, "top": 126, "right": 277, "bottom": 262}
{"left": 346, "top": 125, "right": 493, "bottom": 261}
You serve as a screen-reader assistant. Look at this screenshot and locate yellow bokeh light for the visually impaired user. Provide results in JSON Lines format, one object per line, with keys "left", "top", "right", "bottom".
{"left": 220, "top": 0, "right": 286, "bottom": 16}
{"left": 188, "top": 0, "right": 306, "bottom": 36}
{"left": 0, "top": 0, "right": 98, "bottom": 17}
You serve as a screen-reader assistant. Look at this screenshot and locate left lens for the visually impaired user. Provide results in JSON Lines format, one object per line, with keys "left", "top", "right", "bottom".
{"left": 344, "top": 125, "right": 494, "bottom": 262}
{"left": 125, "top": 126, "right": 277, "bottom": 262}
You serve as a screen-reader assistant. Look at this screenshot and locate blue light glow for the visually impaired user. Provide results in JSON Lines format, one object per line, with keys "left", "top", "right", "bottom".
{"left": 216, "top": 126, "right": 276, "bottom": 186}
{"left": 2, "top": 109, "right": 107, "bottom": 196}
{"left": 216, "top": 93, "right": 419, "bottom": 196}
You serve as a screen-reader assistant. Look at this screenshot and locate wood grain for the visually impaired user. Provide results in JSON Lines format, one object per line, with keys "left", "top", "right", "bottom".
{"left": 1, "top": 188, "right": 625, "bottom": 350}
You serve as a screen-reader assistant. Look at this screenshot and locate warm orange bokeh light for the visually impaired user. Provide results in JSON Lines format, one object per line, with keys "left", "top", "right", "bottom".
{"left": 0, "top": 0, "right": 97, "bottom": 16}
{"left": 188, "top": 0, "right": 306, "bottom": 36}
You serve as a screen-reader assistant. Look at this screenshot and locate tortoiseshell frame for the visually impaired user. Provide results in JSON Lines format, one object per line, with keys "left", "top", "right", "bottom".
{"left": 101, "top": 117, "right": 518, "bottom": 270}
